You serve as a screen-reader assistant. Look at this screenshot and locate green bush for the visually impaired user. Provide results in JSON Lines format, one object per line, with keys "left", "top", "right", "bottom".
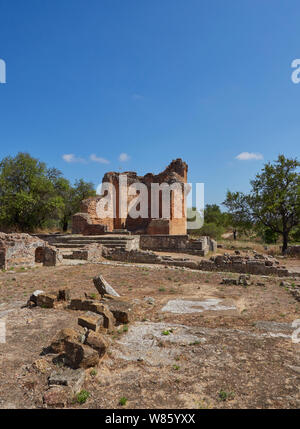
{"left": 263, "top": 228, "right": 278, "bottom": 244}
{"left": 291, "top": 226, "right": 300, "bottom": 243}
{"left": 76, "top": 390, "right": 90, "bottom": 404}
{"left": 191, "top": 222, "right": 225, "bottom": 240}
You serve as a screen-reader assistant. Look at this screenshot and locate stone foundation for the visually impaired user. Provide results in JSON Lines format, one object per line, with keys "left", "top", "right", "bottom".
{"left": 140, "top": 234, "right": 217, "bottom": 256}
{"left": 0, "top": 233, "right": 62, "bottom": 269}
{"left": 102, "top": 246, "right": 294, "bottom": 277}
{"left": 67, "top": 244, "right": 103, "bottom": 262}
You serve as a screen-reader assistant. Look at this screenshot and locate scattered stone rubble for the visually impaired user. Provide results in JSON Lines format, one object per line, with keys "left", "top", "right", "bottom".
{"left": 280, "top": 280, "right": 300, "bottom": 302}
{"left": 221, "top": 274, "right": 251, "bottom": 286}
{"left": 103, "top": 246, "right": 296, "bottom": 277}
{"left": 24, "top": 275, "right": 135, "bottom": 407}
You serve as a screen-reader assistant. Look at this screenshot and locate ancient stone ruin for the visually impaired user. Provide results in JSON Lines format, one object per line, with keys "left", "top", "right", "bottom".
{"left": 72, "top": 158, "right": 188, "bottom": 236}
{"left": 0, "top": 232, "right": 62, "bottom": 270}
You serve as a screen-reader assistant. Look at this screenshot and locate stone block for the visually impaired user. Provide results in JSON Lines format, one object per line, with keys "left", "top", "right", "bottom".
{"left": 64, "top": 340, "right": 99, "bottom": 369}
{"left": 104, "top": 300, "right": 132, "bottom": 324}
{"left": 58, "top": 288, "right": 71, "bottom": 301}
{"left": 36, "top": 293, "right": 57, "bottom": 308}
{"left": 43, "top": 386, "right": 70, "bottom": 407}
{"left": 78, "top": 312, "right": 104, "bottom": 332}
{"left": 48, "top": 367, "right": 85, "bottom": 394}
{"left": 93, "top": 275, "right": 120, "bottom": 297}
{"left": 50, "top": 328, "right": 80, "bottom": 353}
{"left": 84, "top": 331, "right": 107, "bottom": 359}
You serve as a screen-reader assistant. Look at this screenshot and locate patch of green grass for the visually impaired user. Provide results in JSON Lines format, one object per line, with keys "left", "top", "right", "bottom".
{"left": 90, "top": 369, "right": 97, "bottom": 377}
{"left": 76, "top": 390, "right": 90, "bottom": 404}
{"left": 119, "top": 397, "right": 127, "bottom": 406}
{"left": 161, "top": 330, "right": 171, "bottom": 336}
{"left": 173, "top": 364, "right": 180, "bottom": 370}
{"left": 158, "top": 287, "right": 166, "bottom": 292}
{"left": 218, "top": 390, "right": 235, "bottom": 402}
{"left": 189, "top": 340, "right": 201, "bottom": 345}
{"left": 90, "top": 293, "right": 97, "bottom": 300}
{"left": 123, "top": 325, "right": 128, "bottom": 332}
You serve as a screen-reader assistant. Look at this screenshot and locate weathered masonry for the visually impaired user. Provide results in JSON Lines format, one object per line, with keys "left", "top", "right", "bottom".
{"left": 72, "top": 159, "right": 188, "bottom": 236}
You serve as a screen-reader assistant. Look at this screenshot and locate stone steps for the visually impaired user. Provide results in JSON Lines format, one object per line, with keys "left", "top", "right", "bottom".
{"left": 54, "top": 242, "right": 127, "bottom": 249}
{"left": 35, "top": 234, "right": 139, "bottom": 261}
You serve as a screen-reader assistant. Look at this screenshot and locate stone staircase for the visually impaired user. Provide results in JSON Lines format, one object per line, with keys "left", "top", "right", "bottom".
{"left": 34, "top": 234, "right": 140, "bottom": 260}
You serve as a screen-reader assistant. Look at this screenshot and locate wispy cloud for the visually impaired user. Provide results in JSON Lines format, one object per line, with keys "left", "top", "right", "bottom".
{"left": 119, "top": 152, "right": 130, "bottom": 162}
{"left": 90, "top": 154, "right": 110, "bottom": 164}
{"left": 62, "top": 153, "right": 110, "bottom": 164}
{"left": 132, "top": 93, "right": 144, "bottom": 100}
{"left": 62, "top": 154, "right": 86, "bottom": 163}
{"left": 235, "top": 152, "right": 263, "bottom": 161}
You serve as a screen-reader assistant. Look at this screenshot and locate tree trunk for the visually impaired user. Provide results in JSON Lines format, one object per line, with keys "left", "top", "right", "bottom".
{"left": 233, "top": 229, "right": 237, "bottom": 240}
{"left": 62, "top": 217, "right": 68, "bottom": 232}
{"left": 282, "top": 231, "right": 288, "bottom": 255}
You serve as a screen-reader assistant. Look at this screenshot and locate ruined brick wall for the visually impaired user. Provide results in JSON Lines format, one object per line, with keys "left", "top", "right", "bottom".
{"left": 72, "top": 159, "right": 188, "bottom": 236}
{"left": 0, "top": 233, "right": 62, "bottom": 269}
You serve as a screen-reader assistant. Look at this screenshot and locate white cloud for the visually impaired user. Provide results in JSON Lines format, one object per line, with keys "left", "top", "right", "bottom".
{"left": 119, "top": 153, "right": 130, "bottom": 162}
{"left": 62, "top": 154, "right": 86, "bottom": 163}
{"left": 235, "top": 152, "right": 263, "bottom": 161}
{"left": 90, "top": 154, "right": 109, "bottom": 164}
{"left": 132, "top": 93, "right": 144, "bottom": 100}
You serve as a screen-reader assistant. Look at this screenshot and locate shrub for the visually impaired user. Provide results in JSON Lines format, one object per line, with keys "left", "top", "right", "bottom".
{"left": 263, "top": 228, "right": 278, "bottom": 244}
{"left": 76, "top": 390, "right": 90, "bottom": 404}
{"left": 190, "top": 222, "right": 225, "bottom": 240}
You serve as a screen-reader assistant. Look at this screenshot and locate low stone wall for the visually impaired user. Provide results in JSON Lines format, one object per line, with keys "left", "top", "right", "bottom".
{"left": 67, "top": 244, "right": 103, "bottom": 262}
{"left": 102, "top": 246, "right": 293, "bottom": 277}
{"left": 0, "top": 233, "right": 62, "bottom": 269}
{"left": 140, "top": 234, "right": 189, "bottom": 252}
{"left": 140, "top": 234, "right": 216, "bottom": 255}
{"left": 103, "top": 247, "right": 162, "bottom": 264}
{"left": 287, "top": 245, "right": 300, "bottom": 258}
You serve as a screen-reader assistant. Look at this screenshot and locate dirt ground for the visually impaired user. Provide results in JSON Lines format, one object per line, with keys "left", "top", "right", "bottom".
{"left": 0, "top": 256, "right": 299, "bottom": 409}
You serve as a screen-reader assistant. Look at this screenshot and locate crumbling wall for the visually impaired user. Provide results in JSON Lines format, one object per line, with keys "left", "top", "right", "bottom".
{"left": 140, "top": 234, "right": 189, "bottom": 251}
{"left": 287, "top": 245, "right": 300, "bottom": 258}
{"left": 72, "top": 159, "right": 188, "bottom": 236}
{"left": 101, "top": 246, "right": 293, "bottom": 277}
{"left": 140, "top": 234, "right": 217, "bottom": 255}
{"left": 0, "top": 233, "right": 62, "bottom": 269}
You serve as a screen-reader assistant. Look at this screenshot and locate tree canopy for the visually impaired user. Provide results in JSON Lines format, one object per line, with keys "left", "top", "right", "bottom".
{"left": 223, "top": 155, "right": 300, "bottom": 253}
{"left": 0, "top": 152, "right": 95, "bottom": 231}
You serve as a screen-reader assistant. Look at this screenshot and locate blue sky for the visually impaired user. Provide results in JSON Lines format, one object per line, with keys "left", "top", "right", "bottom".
{"left": 0, "top": 0, "right": 299, "bottom": 207}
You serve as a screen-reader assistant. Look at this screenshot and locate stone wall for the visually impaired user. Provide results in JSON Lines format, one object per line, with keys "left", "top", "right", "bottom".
{"left": 66, "top": 244, "right": 103, "bottom": 262}
{"left": 199, "top": 254, "right": 290, "bottom": 277}
{"left": 72, "top": 159, "right": 188, "bottom": 236}
{"left": 287, "top": 245, "right": 300, "bottom": 258}
{"left": 102, "top": 246, "right": 293, "bottom": 277}
{"left": 140, "top": 234, "right": 189, "bottom": 251}
{"left": 0, "top": 233, "right": 62, "bottom": 269}
{"left": 72, "top": 213, "right": 107, "bottom": 235}
{"left": 140, "top": 234, "right": 217, "bottom": 256}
